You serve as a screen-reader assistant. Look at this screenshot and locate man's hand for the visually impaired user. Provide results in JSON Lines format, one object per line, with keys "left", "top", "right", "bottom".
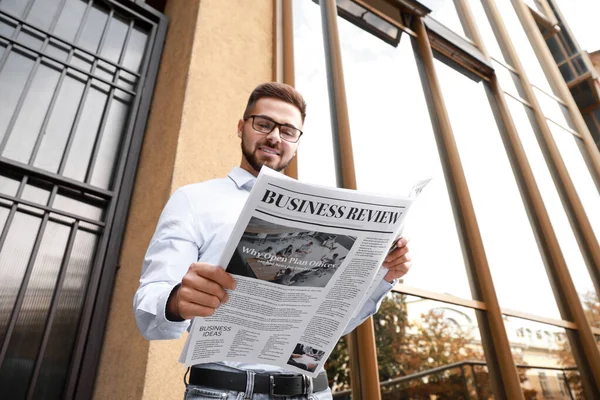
{"left": 166, "top": 262, "right": 236, "bottom": 321}
{"left": 382, "top": 237, "right": 411, "bottom": 283}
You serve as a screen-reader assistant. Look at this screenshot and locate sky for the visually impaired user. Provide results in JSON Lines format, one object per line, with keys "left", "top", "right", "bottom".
{"left": 554, "top": 0, "right": 600, "bottom": 53}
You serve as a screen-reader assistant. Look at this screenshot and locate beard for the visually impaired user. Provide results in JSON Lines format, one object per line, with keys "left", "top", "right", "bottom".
{"left": 241, "top": 133, "right": 293, "bottom": 173}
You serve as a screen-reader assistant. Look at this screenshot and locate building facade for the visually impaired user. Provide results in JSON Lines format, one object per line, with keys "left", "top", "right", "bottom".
{"left": 0, "top": 0, "right": 599, "bottom": 399}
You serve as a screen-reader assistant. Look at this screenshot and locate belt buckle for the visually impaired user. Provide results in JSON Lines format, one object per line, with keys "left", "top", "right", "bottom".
{"left": 269, "top": 375, "right": 285, "bottom": 397}
{"left": 269, "top": 374, "right": 307, "bottom": 397}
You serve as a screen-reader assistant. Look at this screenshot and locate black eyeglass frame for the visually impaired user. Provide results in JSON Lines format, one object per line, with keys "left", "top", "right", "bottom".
{"left": 244, "top": 114, "right": 304, "bottom": 143}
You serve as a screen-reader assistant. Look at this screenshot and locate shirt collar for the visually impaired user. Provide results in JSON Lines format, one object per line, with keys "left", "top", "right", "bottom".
{"left": 228, "top": 167, "right": 256, "bottom": 191}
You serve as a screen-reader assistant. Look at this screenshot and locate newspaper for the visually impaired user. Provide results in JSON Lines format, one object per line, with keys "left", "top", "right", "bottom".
{"left": 179, "top": 167, "right": 416, "bottom": 377}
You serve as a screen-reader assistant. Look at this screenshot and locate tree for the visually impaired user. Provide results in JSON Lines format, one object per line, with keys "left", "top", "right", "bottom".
{"left": 556, "top": 289, "right": 600, "bottom": 398}
{"left": 326, "top": 292, "right": 539, "bottom": 398}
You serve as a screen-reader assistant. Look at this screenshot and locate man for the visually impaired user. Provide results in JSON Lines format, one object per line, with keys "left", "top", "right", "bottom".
{"left": 134, "top": 83, "right": 412, "bottom": 399}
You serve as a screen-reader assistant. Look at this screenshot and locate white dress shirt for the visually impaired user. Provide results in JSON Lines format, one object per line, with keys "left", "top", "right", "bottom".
{"left": 133, "top": 167, "right": 394, "bottom": 373}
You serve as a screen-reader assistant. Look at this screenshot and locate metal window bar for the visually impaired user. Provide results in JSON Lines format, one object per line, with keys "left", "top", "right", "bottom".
{"left": 0, "top": 0, "right": 36, "bottom": 70}
{"left": 100, "top": 0, "right": 156, "bottom": 26}
{"left": 0, "top": 0, "right": 72, "bottom": 156}
{"left": 65, "top": 12, "right": 160, "bottom": 398}
{"left": 0, "top": 193, "right": 105, "bottom": 227}
{"left": 26, "top": 0, "right": 97, "bottom": 167}
{"left": 55, "top": 7, "right": 116, "bottom": 177}
{"left": 0, "top": 176, "right": 28, "bottom": 255}
{"left": 471, "top": 364, "right": 483, "bottom": 400}
{"left": 459, "top": 365, "right": 469, "bottom": 400}
{"left": 84, "top": 19, "right": 135, "bottom": 185}
{"left": 0, "top": 5, "right": 141, "bottom": 78}
{"left": 0, "top": 1, "right": 164, "bottom": 398}
{"left": 25, "top": 220, "right": 79, "bottom": 400}
{"left": 0, "top": 158, "right": 113, "bottom": 200}
{"left": 0, "top": 211, "right": 51, "bottom": 368}
{"left": 332, "top": 361, "right": 579, "bottom": 398}
{"left": 0, "top": 33, "right": 137, "bottom": 97}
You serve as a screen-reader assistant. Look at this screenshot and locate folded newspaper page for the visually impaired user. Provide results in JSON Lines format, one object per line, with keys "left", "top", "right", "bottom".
{"left": 179, "top": 167, "right": 415, "bottom": 377}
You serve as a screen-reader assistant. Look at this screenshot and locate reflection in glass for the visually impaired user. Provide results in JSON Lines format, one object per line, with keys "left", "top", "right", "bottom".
{"left": 0, "top": 0, "right": 28, "bottom": 17}
{"left": 505, "top": 96, "right": 596, "bottom": 321}
{"left": 53, "top": 191, "right": 105, "bottom": 222}
{"left": 90, "top": 97, "right": 130, "bottom": 189}
{"left": 77, "top": 3, "right": 108, "bottom": 54}
{"left": 53, "top": 0, "right": 87, "bottom": 43}
{"left": 26, "top": 0, "right": 65, "bottom": 32}
{"left": 378, "top": 295, "right": 489, "bottom": 398}
{"left": 548, "top": 121, "right": 600, "bottom": 248}
{"left": 100, "top": 14, "right": 129, "bottom": 63}
{"left": 122, "top": 25, "right": 148, "bottom": 73}
{"left": 3, "top": 62, "right": 61, "bottom": 163}
{"left": 334, "top": 12, "right": 471, "bottom": 299}
{"left": 0, "top": 212, "right": 42, "bottom": 345}
{"left": 435, "top": 58, "right": 561, "bottom": 320}
{"left": 493, "top": 0, "right": 556, "bottom": 96}
{"left": 62, "top": 87, "right": 108, "bottom": 181}
{"left": 504, "top": 316, "right": 580, "bottom": 399}
{"left": 32, "top": 76, "right": 86, "bottom": 173}
{"left": 21, "top": 182, "right": 51, "bottom": 206}
{"left": 0, "top": 175, "right": 21, "bottom": 197}
{"left": 0, "top": 221, "right": 70, "bottom": 399}
{"left": 33, "top": 230, "right": 98, "bottom": 399}
{"left": 0, "top": 52, "right": 35, "bottom": 145}
{"left": 294, "top": 0, "right": 337, "bottom": 187}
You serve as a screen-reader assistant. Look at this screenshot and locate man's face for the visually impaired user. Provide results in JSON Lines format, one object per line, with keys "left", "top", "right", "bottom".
{"left": 238, "top": 98, "right": 302, "bottom": 176}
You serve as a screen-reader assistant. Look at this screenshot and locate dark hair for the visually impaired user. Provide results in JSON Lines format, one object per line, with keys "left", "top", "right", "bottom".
{"left": 243, "top": 82, "right": 307, "bottom": 122}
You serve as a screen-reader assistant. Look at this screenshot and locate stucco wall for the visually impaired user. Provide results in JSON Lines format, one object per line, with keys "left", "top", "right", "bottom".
{"left": 94, "top": 0, "right": 273, "bottom": 399}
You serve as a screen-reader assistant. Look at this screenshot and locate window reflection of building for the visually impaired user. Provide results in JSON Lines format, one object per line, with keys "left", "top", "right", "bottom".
{"left": 294, "top": 0, "right": 600, "bottom": 399}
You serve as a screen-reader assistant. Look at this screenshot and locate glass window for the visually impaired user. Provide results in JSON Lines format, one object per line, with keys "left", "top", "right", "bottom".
{"left": 420, "top": 0, "right": 467, "bottom": 38}
{"left": 493, "top": 59, "right": 526, "bottom": 101}
{"left": 294, "top": 0, "right": 337, "bottom": 187}
{"left": 506, "top": 96, "right": 597, "bottom": 322}
{"left": 335, "top": 15, "right": 472, "bottom": 299}
{"left": 532, "top": 86, "right": 576, "bottom": 131}
{"left": 375, "top": 295, "right": 490, "bottom": 398}
{"left": 2, "top": 63, "right": 61, "bottom": 164}
{"left": 546, "top": 35, "right": 566, "bottom": 64}
{"left": 0, "top": 52, "right": 35, "bottom": 146}
{"left": 435, "top": 57, "right": 559, "bottom": 319}
{"left": 465, "top": 0, "right": 510, "bottom": 64}
{"left": 494, "top": 0, "right": 557, "bottom": 96}
{"left": 503, "top": 316, "right": 580, "bottom": 399}
{"left": 548, "top": 121, "right": 600, "bottom": 247}
{"left": 0, "top": 221, "right": 70, "bottom": 399}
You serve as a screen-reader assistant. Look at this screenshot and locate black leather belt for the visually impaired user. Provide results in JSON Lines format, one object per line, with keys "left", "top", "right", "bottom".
{"left": 189, "top": 367, "right": 329, "bottom": 396}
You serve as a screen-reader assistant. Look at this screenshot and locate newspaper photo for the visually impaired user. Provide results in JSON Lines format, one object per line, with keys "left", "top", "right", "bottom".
{"left": 179, "top": 167, "right": 415, "bottom": 377}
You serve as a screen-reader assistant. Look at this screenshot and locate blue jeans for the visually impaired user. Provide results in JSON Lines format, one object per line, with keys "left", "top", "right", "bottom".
{"left": 184, "top": 364, "right": 333, "bottom": 400}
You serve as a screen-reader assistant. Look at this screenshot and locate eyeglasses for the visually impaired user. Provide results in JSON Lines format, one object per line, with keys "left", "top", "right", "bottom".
{"left": 245, "top": 115, "right": 303, "bottom": 143}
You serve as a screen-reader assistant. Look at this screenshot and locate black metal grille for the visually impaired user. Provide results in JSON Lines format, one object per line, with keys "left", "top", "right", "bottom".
{"left": 0, "top": 0, "right": 166, "bottom": 398}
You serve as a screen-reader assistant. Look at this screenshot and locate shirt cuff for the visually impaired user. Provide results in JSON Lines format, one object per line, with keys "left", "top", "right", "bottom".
{"left": 370, "top": 278, "right": 395, "bottom": 301}
{"left": 156, "top": 283, "right": 190, "bottom": 334}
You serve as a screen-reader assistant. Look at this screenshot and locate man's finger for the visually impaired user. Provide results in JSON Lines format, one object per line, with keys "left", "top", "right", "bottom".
{"left": 384, "top": 251, "right": 411, "bottom": 266}
{"left": 180, "top": 288, "right": 223, "bottom": 310}
{"left": 191, "top": 263, "right": 237, "bottom": 290}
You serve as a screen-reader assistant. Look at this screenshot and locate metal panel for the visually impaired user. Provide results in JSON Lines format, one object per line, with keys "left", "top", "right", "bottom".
{"left": 0, "top": 0, "right": 166, "bottom": 398}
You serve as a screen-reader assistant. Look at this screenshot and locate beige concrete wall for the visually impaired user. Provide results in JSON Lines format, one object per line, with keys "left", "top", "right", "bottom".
{"left": 94, "top": 0, "right": 274, "bottom": 399}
